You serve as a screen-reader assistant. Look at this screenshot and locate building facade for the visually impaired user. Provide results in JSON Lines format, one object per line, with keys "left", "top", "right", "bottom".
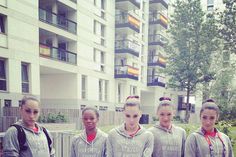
{"left": 3, "top": 0, "right": 219, "bottom": 122}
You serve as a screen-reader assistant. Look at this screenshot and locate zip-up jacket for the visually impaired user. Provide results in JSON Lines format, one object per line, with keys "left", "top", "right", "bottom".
{"left": 70, "top": 129, "right": 107, "bottom": 157}
{"left": 148, "top": 124, "right": 186, "bottom": 157}
{"left": 106, "top": 124, "right": 154, "bottom": 157}
{"left": 185, "top": 127, "right": 234, "bottom": 157}
{"left": 3, "top": 120, "right": 55, "bottom": 157}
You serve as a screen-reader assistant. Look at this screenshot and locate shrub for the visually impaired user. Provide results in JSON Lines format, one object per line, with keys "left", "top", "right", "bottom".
{"left": 38, "top": 112, "right": 67, "bottom": 123}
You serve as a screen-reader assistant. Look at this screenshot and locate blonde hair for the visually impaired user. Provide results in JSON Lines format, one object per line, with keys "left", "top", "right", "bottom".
{"left": 124, "top": 95, "right": 140, "bottom": 109}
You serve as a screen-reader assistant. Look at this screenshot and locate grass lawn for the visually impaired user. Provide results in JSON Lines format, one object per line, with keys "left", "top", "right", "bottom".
{"left": 99, "top": 123, "right": 236, "bottom": 156}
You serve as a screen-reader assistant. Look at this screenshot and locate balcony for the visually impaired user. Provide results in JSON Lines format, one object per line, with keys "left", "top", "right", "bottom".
{"left": 39, "top": 44, "right": 77, "bottom": 65}
{"left": 147, "top": 75, "right": 166, "bottom": 87}
{"left": 0, "top": 32, "right": 7, "bottom": 48}
{"left": 116, "top": 13, "right": 140, "bottom": 33}
{"left": 116, "top": 0, "right": 140, "bottom": 10}
{"left": 39, "top": 8, "right": 77, "bottom": 34}
{"left": 149, "top": 12, "right": 168, "bottom": 29}
{"left": 148, "top": 34, "right": 168, "bottom": 46}
{"left": 115, "top": 65, "right": 139, "bottom": 80}
{"left": 148, "top": 55, "right": 166, "bottom": 67}
{"left": 115, "top": 39, "right": 140, "bottom": 57}
{"left": 150, "top": 0, "right": 168, "bottom": 9}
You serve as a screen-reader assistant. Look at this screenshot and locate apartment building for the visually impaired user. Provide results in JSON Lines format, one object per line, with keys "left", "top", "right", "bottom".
{"left": 0, "top": 0, "right": 177, "bottom": 122}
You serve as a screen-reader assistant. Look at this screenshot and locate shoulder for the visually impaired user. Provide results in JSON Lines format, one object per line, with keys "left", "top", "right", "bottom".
{"left": 71, "top": 133, "right": 83, "bottom": 144}
{"left": 186, "top": 132, "right": 201, "bottom": 143}
{"left": 4, "top": 126, "right": 18, "bottom": 138}
{"left": 147, "top": 126, "right": 156, "bottom": 132}
{"left": 97, "top": 129, "right": 108, "bottom": 138}
{"left": 174, "top": 125, "right": 186, "bottom": 134}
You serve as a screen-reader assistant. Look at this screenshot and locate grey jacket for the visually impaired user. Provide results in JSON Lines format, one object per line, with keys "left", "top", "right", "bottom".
{"left": 185, "top": 128, "right": 234, "bottom": 157}
{"left": 148, "top": 124, "right": 186, "bottom": 157}
{"left": 70, "top": 129, "right": 107, "bottom": 157}
{"left": 3, "top": 120, "right": 55, "bottom": 157}
{"left": 106, "top": 124, "right": 154, "bottom": 157}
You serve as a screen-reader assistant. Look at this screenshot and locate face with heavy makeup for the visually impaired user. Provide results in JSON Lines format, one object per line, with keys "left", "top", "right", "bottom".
{"left": 123, "top": 105, "right": 142, "bottom": 131}
{"left": 157, "top": 105, "right": 174, "bottom": 129}
{"left": 20, "top": 99, "right": 40, "bottom": 128}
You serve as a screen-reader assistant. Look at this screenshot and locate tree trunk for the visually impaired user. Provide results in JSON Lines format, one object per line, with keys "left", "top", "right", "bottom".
{"left": 185, "top": 81, "right": 191, "bottom": 123}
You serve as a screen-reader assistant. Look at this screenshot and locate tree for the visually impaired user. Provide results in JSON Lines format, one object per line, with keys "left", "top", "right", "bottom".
{"left": 165, "top": 0, "right": 220, "bottom": 122}
{"left": 211, "top": 0, "right": 236, "bottom": 117}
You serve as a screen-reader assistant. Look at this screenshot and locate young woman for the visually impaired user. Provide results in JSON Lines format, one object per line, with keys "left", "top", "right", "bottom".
{"left": 106, "top": 95, "right": 154, "bottom": 157}
{"left": 185, "top": 99, "right": 234, "bottom": 157}
{"left": 3, "top": 95, "right": 55, "bottom": 157}
{"left": 70, "top": 106, "right": 107, "bottom": 157}
{"left": 149, "top": 97, "right": 186, "bottom": 157}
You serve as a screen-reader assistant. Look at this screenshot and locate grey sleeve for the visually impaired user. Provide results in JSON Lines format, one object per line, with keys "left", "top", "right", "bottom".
{"left": 143, "top": 132, "right": 154, "bottom": 157}
{"left": 184, "top": 133, "right": 197, "bottom": 157}
{"left": 181, "top": 130, "right": 187, "bottom": 157}
{"left": 70, "top": 138, "right": 77, "bottom": 157}
{"left": 227, "top": 136, "right": 234, "bottom": 157}
{"left": 102, "top": 138, "right": 107, "bottom": 157}
{"left": 3, "top": 127, "right": 20, "bottom": 157}
{"left": 106, "top": 134, "right": 114, "bottom": 157}
{"left": 47, "top": 130, "right": 56, "bottom": 157}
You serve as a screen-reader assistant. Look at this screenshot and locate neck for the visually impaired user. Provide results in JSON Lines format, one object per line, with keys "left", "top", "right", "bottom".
{"left": 23, "top": 122, "right": 36, "bottom": 129}
{"left": 160, "top": 123, "right": 172, "bottom": 130}
{"left": 125, "top": 124, "right": 139, "bottom": 132}
{"left": 204, "top": 128, "right": 215, "bottom": 133}
{"left": 86, "top": 128, "right": 97, "bottom": 135}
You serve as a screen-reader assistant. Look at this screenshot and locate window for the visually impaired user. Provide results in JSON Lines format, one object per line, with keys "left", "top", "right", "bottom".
{"left": 99, "top": 79, "right": 103, "bottom": 101}
{"left": 81, "top": 75, "right": 87, "bottom": 99}
{"left": 93, "top": 48, "right": 97, "bottom": 62}
{"left": 207, "top": 0, "right": 214, "bottom": 5}
{"left": 4, "top": 99, "right": 11, "bottom": 107}
{"left": 21, "top": 63, "right": 30, "bottom": 93}
{"left": 0, "top": 59, "right": 7, "bottom": 91}
{"left": 104, "top": 80, "right": 108, "bottom": 101}
{"left": 207, "top": 6, "right": 214, "bottom": 11}
{"left": 118, "top": 83, "right": 122, "bottom": 103}
{"left": 101, "top": 51, "right": 105, "bottom": 64}
{"left": 99, "top": 79, "right": 109, "bottom": 101}
{"left": 130, "top": 85, "right": 137, "bottom": 95}
{"left": 0, "top": 15, "right": 5, "bottom": 33}
{"left": 101, "top": 24, "right": 105, "bottom": 37}
{"left": 101, "top": 0, "right": 105, "bottom": 10}
{"left": 100, "top": 51, "right": 105, "bottom": 72}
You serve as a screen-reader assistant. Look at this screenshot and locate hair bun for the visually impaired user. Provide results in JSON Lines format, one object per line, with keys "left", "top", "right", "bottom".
{"left": 206, "top": 99, "right": 215, "bottom": 103}
{"left": 159, "top": 97, "right": 171, "bottom": 101}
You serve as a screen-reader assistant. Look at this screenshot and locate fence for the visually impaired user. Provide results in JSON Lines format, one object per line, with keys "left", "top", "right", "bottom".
{"left": 0, "top": 106, "right": 124, "bottom": 157}
{"left": 1, "top": 107, "right": 124, "bottom": 132}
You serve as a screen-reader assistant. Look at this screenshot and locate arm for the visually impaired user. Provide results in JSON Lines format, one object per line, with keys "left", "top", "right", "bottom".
{"left": 47, "top": 130, "right": 56, "bottom": 157}
{"left": 181, "top": 130, "right": 187, "bottom": 157}
{"left": 143, "top": 132, "right": 154, "bottom": 157}
{"left": 70, "top": 137, "right": 77, "bottom": 157}
{"left": 184, "top": 133, "right": 197, "bottom": 157}
{"left": 227, "top": 136, "right": 234, "bottom": 157}
{"left": 106, "top": 134, "right": 114, "bottom": 157}
{"left": 3, "top": 127, "right": 20, "bottom": 157}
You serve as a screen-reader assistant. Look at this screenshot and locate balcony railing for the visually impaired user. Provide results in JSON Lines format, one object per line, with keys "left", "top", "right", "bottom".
{"left": 116, "top": 0, "right": 140, "bottom": 9}
{"left": 148, "top": 55, "right": 166, "bottom": 67}
{"left": 115, "top": 13, "right": 140, "bottom": 33}
{"left": 147, "top": 75, "right": 166, "bottom": 87}
{"left": 149, "top": 12, "right": 168, "bottom": 28}
{"left": 115, "top": 39, "right": 140, "bottom": 57}
{"left": 150, "top": 0, "right": 168, "bottom": 9}
{"left": 39, "top": 44, "right": 77, "bottom": 64}
{"left": 115, "top": 65, "right": 139, "bottom": 80}
{"left": 39, "top": 8, "right": 77, "bottom": 34}
{"left": 149, "top": 34, "right": 168, "bottom": 46}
